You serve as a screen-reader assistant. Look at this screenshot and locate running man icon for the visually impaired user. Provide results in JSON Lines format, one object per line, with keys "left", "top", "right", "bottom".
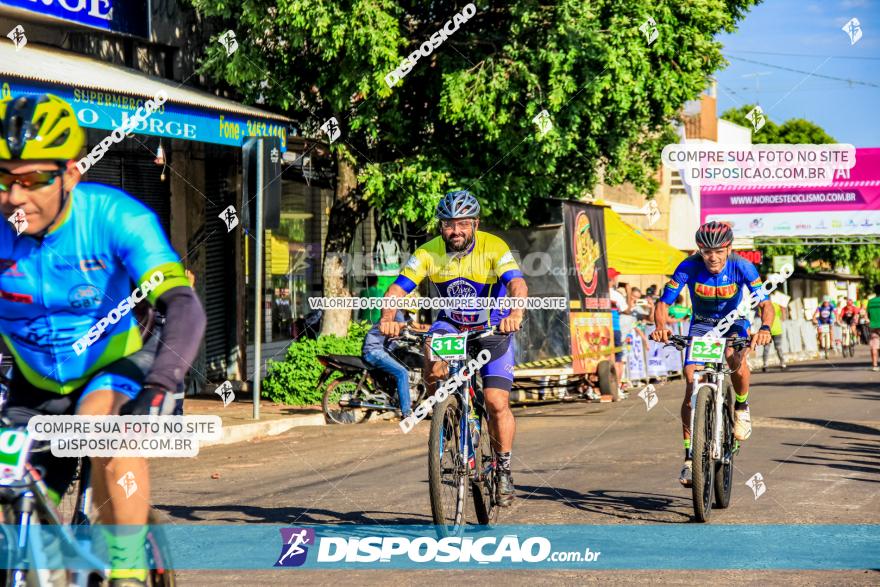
{"left": 275, "top": 528, "right": 316, "bottom": 567}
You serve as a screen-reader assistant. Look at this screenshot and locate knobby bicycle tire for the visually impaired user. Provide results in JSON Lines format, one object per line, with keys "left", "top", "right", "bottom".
{"left": 713, "top": 380, "right": 735, "bottom": 509}
{"left": 471, "top": 409, "right": 497, "bottom": 526}
{"left": 691, "top": 386, "right": 715, "bottom": 523}
{"left": 428, "top": 396, "right": 467, "bottom": 536}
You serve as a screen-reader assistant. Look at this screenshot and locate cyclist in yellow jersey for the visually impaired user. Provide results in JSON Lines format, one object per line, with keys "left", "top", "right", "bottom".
{"left": 380, "top": 191, "right": 528, "bottom": 506}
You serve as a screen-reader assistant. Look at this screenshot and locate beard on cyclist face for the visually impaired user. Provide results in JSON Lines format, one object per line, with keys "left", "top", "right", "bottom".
{"left": 441, "top": 218, "right": 477, "bottom": 252}
{"left": 699, "top": 246, "right": 730, "bottom": 274}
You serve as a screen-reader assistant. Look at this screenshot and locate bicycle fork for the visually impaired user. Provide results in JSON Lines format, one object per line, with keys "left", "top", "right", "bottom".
{"left": 690, "top": 374, "right": 724, "bottom": 462}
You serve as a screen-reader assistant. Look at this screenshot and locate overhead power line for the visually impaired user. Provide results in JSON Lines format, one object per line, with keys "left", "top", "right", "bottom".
{"left": 726, "top": 49, "right": 880, "bottom": 61}
{"left": 727, "top": 55, "right": 880, "bottom": 88}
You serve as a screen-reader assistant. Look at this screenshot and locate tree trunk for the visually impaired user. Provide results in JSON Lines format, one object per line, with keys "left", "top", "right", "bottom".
{"left": 321, "top": 155, "right": 369, "bottom": 337}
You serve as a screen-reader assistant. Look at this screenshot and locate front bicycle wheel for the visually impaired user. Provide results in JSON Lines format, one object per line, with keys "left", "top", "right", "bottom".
{"left": 428, "top": 396, "right": 468, "bottom": 536}
{"left": 713, "top": 381, "right": 735, "bottom": 509}
{"left": 691, "top": 387, "right": 715, "bottom": 522}
{"left": 471, "top": 410, "right": 498, "bottom": 526}
{"left": 323, "top": 376, "right": 371, "bottom": 425}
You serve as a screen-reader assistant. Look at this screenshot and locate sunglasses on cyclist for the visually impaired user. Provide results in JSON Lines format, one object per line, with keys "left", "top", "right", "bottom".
{"left": 0, "top": 169, "right": 63, "bottom": 192}
{"left": 440, "top": 218, "right": 475, "bottom": 230}
{"left": 699, "top": 247, "right": 727, "bottom": 256}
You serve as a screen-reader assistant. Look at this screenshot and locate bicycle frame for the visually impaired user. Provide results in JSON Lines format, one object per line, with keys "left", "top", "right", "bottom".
{"left": 0, "top": 360, "right": 107, "bottom": 585}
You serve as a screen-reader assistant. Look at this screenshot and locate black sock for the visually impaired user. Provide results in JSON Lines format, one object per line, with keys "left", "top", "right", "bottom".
{"left": 735, "top": 400, "right": 748, "bottom": 410}
{"left": 497, "top": 451, "right": 512, "bottom": 472}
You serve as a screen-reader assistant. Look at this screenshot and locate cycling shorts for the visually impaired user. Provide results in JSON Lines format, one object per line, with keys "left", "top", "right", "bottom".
{"left": 428, "top": 320, "right": 515, "bottom": 392}
{"left": 3, "top": 337, "right": 158, "bottom": 496}
{"left": 684, "top": 319, "right": 749, "bottom": 367}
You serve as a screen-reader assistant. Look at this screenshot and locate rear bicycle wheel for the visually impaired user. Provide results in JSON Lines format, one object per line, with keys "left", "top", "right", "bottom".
{"left": 323, "top": 376, "right": 371, "bottom": 425}
{"left": 471, "top": 410, "right": 498, "bottom": 526}
{"left": 428, "top": 396, "right": 468, "bottom": 536}
{"left": 713, "top": 381, "right": 735, "bottom": 509}
{"left": 691, "top": 387, "right": 715, "bottom": 522}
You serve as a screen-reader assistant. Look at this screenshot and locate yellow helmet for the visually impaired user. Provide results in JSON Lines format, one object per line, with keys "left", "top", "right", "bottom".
{"left": 0, "top": 94, "right": 85, "bottom": 161}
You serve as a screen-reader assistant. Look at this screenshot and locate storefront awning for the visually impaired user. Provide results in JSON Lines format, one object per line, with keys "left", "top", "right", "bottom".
{"left": 1, "top": 43, "right": 292, "bottom": 148}
{"left": 603, "top": 208, "right": 686, "bottom": 275}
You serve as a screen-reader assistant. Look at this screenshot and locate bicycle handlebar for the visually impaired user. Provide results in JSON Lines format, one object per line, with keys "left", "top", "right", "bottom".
{"left": 666, "top": 334, "right": 751, "bottom": 351}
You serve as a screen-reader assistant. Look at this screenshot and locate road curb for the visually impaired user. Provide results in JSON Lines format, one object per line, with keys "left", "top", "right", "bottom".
{"left": 201, "top": 413, "right": 326, "bottom": 447}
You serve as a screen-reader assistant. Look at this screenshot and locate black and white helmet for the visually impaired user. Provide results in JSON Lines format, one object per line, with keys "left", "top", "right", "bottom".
{"left": 695, "top": 221, "right": 734, "bottom": 249}
{"left": 437, "top": 190, "right": 481, "bottom": 220}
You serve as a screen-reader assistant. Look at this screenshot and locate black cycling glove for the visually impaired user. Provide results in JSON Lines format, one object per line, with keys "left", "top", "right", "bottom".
{"left": 120, "top": 385, "right": 183, "bottom": 416}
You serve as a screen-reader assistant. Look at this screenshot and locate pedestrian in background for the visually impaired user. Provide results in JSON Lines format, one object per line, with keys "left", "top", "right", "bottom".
{"left": 867, "top": 285, "right": 880, "bottom": 372}
{"left": 607, "top": 268, "right": 627, "bottom": 390}
{"left": 762, "top": 300, "right": 787, "bottom": 372}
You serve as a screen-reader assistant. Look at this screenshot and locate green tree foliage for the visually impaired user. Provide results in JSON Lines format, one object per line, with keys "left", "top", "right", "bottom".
{"left": 720, "top": 105, "right": 835, "bottom": 145}
{"left": 721, "top": 105, "right": 879, "bottom": 291}
{"left": 192, "top": 0, "right": 761, "bottom": 225}
{"left": 192, "top": 0, "right": 761, "bottom": 333}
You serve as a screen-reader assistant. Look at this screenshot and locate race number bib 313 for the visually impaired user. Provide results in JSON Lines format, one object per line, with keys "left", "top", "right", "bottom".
{"left": 429, "top": 333, "right": 468, "bottom": 361}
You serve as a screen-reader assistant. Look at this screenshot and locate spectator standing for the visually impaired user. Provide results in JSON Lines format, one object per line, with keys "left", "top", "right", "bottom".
{"left": 607, "top": 268, "right": 628, "bottom": 389}
{"left": 762, "top": 300, "right": 787, "bottom": 372}
{"left": 868, "top": 285, "right": 880, "bottom": 372}
{"left": 668, "top": 295, "right": 691, "bottom": 324}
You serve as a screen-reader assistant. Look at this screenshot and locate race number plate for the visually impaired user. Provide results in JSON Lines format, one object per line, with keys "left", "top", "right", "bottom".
{"left": 689, "top": 337, "right": 726, "bottom": 363}
{"left": 0, "top": 428, "right": 33, "bottom": 482}
{"left": 429, "top": 333, "right": 468, "bottom": 361}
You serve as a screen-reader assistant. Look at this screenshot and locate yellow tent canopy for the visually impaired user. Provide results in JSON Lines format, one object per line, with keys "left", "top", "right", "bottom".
{"left": 603, "top": 207, "right": 686, "bottom": 275}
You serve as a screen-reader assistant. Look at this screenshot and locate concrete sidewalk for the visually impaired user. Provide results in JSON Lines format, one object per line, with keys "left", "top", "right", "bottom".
{"left": 185, "top": 395, "right": 325, "bottom": 447}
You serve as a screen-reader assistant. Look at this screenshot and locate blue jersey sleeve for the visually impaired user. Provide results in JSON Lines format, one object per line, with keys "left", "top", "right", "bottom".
{"left": 659, "top": 260, "right": 691, "bottom": 305}
{"left": 108, "top": 194, "right": 190, "bottom": 303}
{"left": 738, "top": 256, "right": 767, "bottom": 303}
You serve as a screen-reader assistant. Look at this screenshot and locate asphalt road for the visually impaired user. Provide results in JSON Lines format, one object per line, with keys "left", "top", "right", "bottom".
{"left": 153, "top": 348, "right": 879, "bottom": 586}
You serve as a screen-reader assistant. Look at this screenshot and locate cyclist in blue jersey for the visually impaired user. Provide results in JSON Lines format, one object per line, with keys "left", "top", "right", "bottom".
{"left": 651, "top": 221, "right": 773, "bottom": 487}
{"left": 812, "top": 299, "right": 836, "bottom": 358}
{"left": 379, "top": 191, "right": 528, "bottom": 506}
{"left": 0, "top": 94, "right": 206, "bottom": 586}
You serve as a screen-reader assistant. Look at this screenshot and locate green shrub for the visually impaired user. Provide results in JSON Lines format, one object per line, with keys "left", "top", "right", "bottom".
{"left": 262, "top": 320, "right": 371, "bottom": 406}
